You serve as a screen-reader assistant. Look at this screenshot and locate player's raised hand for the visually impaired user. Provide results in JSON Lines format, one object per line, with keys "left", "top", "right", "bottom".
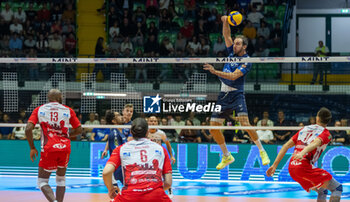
{"left": 171, "top": 156, "right": 176, "bottom": 165}
{"left": 30, "top": 148, "right": 38, "bottom": 162}
{"left": 221, "top": 15, "right": 228, "bottom": 23}
{"left": 108, "top": 187, "right": 117, "bottom": 199}
{"left": 203, "top": 63, "right": 216, "bottom": 74}
{"left": 266, "top": 166, "right": 276, "bottom": 177}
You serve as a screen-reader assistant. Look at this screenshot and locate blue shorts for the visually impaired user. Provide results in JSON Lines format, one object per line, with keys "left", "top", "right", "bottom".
{"left": 211, "top": 91, "right": 248, "bottom": 121}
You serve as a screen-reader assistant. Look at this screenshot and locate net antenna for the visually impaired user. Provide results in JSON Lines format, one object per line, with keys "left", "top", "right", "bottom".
{"left": 2, "top": 72, "right": 18, "bottom": 112}
{"left": 81, "top": 73, "right": 96, "bottom": 113}
{"left": 111, "top": 73, "right": 142, "bottom": 113}
{"left": 27, "top": 73, "right": 66, "bottom": 113}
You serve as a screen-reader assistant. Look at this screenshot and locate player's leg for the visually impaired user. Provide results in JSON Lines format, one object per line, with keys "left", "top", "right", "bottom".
{"left": 322, "top": 178, "right": 342, "bottom": 202}
{"left": 56, "top": 167, "right": 67, "bottom": 202}
{"left": 38, "top": 167, "right": 56, "bottom": 202}
{"left": 314, "top": 187, "right": 328, "bottom": 202}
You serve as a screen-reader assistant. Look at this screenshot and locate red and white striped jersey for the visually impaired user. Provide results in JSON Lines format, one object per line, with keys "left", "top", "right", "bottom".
{"left": 291, "top": 124, "right": 332, "bottom": 166}
{"left": 28, "top": 102, "right": 81, "bottom": 152}
{"left": 107, "top": 138, "right": 172, "bottom": 194}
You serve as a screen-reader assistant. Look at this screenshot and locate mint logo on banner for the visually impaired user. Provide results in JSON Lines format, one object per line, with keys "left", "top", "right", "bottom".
{"left": 143, "top": 94, "right": 162, "bottom": 113}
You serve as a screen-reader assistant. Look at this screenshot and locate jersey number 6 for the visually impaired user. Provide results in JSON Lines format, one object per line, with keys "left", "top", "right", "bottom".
{"left": 140, "top": 150, "right": 148, "bottom": 162}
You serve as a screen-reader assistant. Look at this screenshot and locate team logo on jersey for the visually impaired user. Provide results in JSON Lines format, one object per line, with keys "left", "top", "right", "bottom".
{"left": 63, "top": 113, "right": 69, "bottom": 118}
{"left": 143, "top": 94, "right": 161, "bottom": 113}
{"left": 123, "top": 152, "right": 131, "bottom": 157}
{"left": 155, "top": 150, "right": 162, "bottom": 156}
{"left": 53, "top": 143, "right": 66, "bottom": 149}
{"left": 39, "top": 112, "right": 45, "bottom": 116}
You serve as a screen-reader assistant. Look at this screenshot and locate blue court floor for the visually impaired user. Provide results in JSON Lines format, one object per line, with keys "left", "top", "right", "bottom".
{"left": 0, "top": 175, "right": 349, "bottom": 201}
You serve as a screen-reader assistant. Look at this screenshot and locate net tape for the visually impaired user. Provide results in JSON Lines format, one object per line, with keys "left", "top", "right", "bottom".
{"left": 1, "top": 57, "right": 348, "bottom": 64}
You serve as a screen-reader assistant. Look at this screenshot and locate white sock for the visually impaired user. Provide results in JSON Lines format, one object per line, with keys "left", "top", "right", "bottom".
{"left": 254, "top": 139, "right": 265, "bottom": 152}
{"left": 219, "top": 143, "right": 230, "bottom": 156}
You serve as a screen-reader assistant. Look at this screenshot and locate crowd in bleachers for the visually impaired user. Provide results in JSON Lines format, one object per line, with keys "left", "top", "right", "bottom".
{"left": 1, "top": 108, "right": 349, "bottom": 145}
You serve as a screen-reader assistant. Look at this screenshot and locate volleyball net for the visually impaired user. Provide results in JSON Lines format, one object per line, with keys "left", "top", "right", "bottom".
{"left": 0, "top": 56, "right": 350, "bottom": 129}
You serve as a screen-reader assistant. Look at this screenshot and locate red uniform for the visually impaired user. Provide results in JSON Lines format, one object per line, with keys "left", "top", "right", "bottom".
{"left": 28, "top": 102, "right": 81, "bottom": 172}
{"left": 107, "top": 138, "right": 172, "bottom": 202}
{"left": 289, "top": 124, "right": 333, "bottom": 192}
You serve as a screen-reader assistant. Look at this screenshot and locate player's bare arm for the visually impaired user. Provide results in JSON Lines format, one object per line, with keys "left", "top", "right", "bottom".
{"left": 203, "top": 63, "right": 244, "bottom": 81}
{"left": 266, "top": 139, "right": 295, "bottom": 177}
{"left": 101, "top": 141, "right": 109, "bottom": 159}
{"left": 70, "top": 126, "right": 82, "bottom": 137}
{"left": 221, "top": 16, "right": 233, "bottom": 47}
{"left": 163, "top": 173, "right": 172, "bottom": 191}
{"left": 25, "top": 122, "right": 38, "bottom": 162}
{"left": 163, "top": 136, "right": 176, "bottom": 164}
{"left": 293, "top": 138, "right": 322, "bottom": 161}
{"left": 102, "top": 164, "right": 118, "bottom": 199}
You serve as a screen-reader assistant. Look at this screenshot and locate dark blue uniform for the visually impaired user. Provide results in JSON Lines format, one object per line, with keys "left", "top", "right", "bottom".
{"left": 212, "top": 45, "right": 252, "bottom": 121}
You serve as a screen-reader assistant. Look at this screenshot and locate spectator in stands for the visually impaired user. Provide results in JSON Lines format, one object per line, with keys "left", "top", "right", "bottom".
{"left": 51, "top": 4, "right": 63, "bottom": 22}
{"left": 298, "top": 122, "right": 304, "bottom": 127}
{"left": 62, "top": 19, "right": 75, "bottom": 36}
{"left": 0, "top": 35, "right": 10, "bottom": 52}
{"left": 172, "top": 115, "right": 185, "bottom": 136}
{"left": 91, "top": 118, "right": 110, "bottom": 141}
{"left": 256, "top": 119, "right": 274, "bottom": 144}
{"left": 108, "top": 6, "right": 119, "bottom": 27}
{"left": 109, "top": 21, "right": 120, "bottom": 39}
{"left": 179, "top": 119, "right": 199, "bottom": 142}
{"left": 147, "top": 21, "right": 158, "bottom": 38}
{"left": 162, "top": 37, "right": 175, "bottom": 56}
{"left": 132, "top": 6, "right": 146, "bottom": 25}
{"left": 121, "top": 36, "right": 133, "bottom": 54}
{"left": 340, "top": 118, "right": 350, "bottom": 135}
{"left": 62, "top": 3, "right": 75, "bottom": 23}
{"left": 195, "top": 19, "right": 206, "bottom": 38}
{"left": 159, "top": 9, "right": 172, "bottom": 30}
{"left": 9, "top": 33, "right": 23, "bottom": 53}
{"left": 0, "top": 114, "right": 13, "bottom": 139}
{"left": 253, "top": 36, "right": 269, "bottom": 56}
{"left": 36, "top": 22, "right": 50, "bottom": 38}
{"left": 37, "top": 3, "right": 51, "bottom": 22}
{"left": 207, "top": 7, "right": 220, "bottom": 33}
{"left": 146, "top": 0, "right": 159, "bottom": 17}
{"left": 18, "top": 109, "right": 27, "bottom": 122}
{"left": 257, "top": 111, "right": 274, "bottom": 127}
{"left": 51, "top": 20, "right": 63, "bottom": 35}
{"left": 25, "top": 3, "right": 37, "bottom": 22}
{"left": 133, "top": 22, "right": 145, "bottom": 46}
{"left": 49, "top": 32, "right": 63, "bottom": 56}
{"left": 257, "top": 21, "right": 270, "bottom": 40}
{"left": 120, "top": 18, "right": 135, "bottom": 38}
{"left": 36, "top": 33, "right": 49, "bottom": 54}
{"left": 120, "top": 0, "right": 134, "bottom": 13}
{"left": 1, "top": 3, "right": 13, "bottom": 24}
{"left": 161, "top": 118, "right": 177, "bottom": 142}
{"left": 269, "top": 22, "right": 281, "bottom": 45}
{"left": 188, "top": 112, "right": 200, "bottom": 126}
{"left": 175, "top": 32, "right": 187, "bottom": 53}
{"left": 308, "top": 116, "right": 316, "bottom": 125}
{"left": 135, "top": 49, "right": 147, "bottom": 82}
{"left": 247, "top": 6, "right": 264, "bottom": 28}
{"left": 274, "top": 110, "right": 291, "bottom": 143}
{"left": 9, "top": 19, "right": 23, "bottom": 35}
{"left": 331, "top": 121, "right": 347, "bottom": 145}
{"left": 84, "top": 112, "right": 100, "bottom": 141}
{"left": 14, "top": 7, "right": 26, "bottom": 24}
{"left": 11, "top": 119, "right": 26, "bottom": 140}
{"left": 23, "top": 19, "right": 35, "bottom": 37}
{"left": 213, "top": 36, "right": 226, "bottom": 55}
{"left": 27, "top": 48, "right": 39, "bottom": 80}
{"left": 186, "top": 35, "right": 201, "bottom": 55}
{"left": 252, "top": 116, "right": 259, "bottom": 126}
{"left": 24, "top": 34, "right": 36, "bottom": 50}
{"left": 93, "top": 37, "right": 109, "bottom": 81}
{"left": 311, "top": 40, "right": 329, "bottom": 85}
{"left": 64, "top": 32, "right": 76, "bottom": 54}
{"left": 184, "top": 0, "right": 196, "bottom": 19}
{"left": 199, "top": 38, "right": 210, "bottom": 56}
{"left": 180, "top": 20, "right": 194, "bottom": 39}
{"left": 197, "top": 121, "right": 213, "bottom": 142}
{"left": 109, "top": 36, "right": 121, "bottom": 52}
{"left": 243, "top": 21, "right": 257, "bottom": 42}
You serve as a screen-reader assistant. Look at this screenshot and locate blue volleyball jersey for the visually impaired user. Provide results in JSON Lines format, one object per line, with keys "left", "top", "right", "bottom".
{"left": 122, "top": 120, "right": 132, "bottom": 138}
{"left": 108, "top": 128, "right": 124, "bottom": 154}
{"left": 219, "top": 45, "right": 252, "bottom": 92}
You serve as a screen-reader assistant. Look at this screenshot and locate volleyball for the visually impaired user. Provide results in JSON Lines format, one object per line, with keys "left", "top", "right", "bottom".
{"left": 228, "top": 11, "right": 243, "bottom": 26}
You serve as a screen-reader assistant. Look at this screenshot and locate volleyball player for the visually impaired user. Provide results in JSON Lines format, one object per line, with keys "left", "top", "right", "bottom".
{"left": 267, "top": 107, "right": 342, "bottom": 202}
{"left": 147, "top": 116, "right": 175, "bottom": 198}
{"left": 103, "top": 118, "right": 172, "bottom": 202}
{"left": 25, "top": 89, "right": 82, "bottom": 202}
{"left": 203, "top": 15, "right": 270, "bottom": 169}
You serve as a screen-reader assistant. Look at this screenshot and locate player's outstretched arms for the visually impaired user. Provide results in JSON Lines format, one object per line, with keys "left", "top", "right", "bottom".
{"left": 203, "top": 63, "right": 244, "bottom": 81}
{"left": 266, "top": 139, "right": 295, "bottom": 177}
{"left": 221, "top": 16, "right": 233, "bottom": 48}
